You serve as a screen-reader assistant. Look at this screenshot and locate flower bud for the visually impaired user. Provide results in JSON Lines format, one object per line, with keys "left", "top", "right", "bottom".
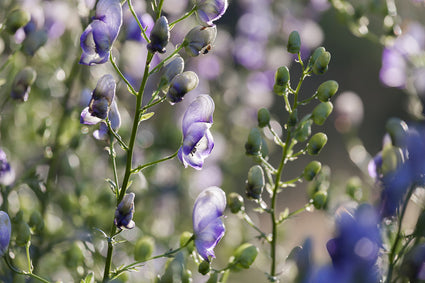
{"left": 180, "top": 231, "right": 195, "bottom": 253}
{"left": 345, "top": 177, "right": 363, "bottom": 201}
{"left": 308, "top": 47, "right": 325, "bottom": 69}
{"left": 313, "top": 51, "right": 331, "bottom": 75}
{"left": 245, "top": 128, "right": 262, "bottom": 156}
{"left": 312, "top": 190, "right": 327, "bottom": 209}
{"left": 303, "top": 161, "right": 322, "bottom": 181}
{"left": 273, "top": 66, "right": 290, "bottom": 95}
{"left": 184, "top": 26, "right": 217, "bottom": 57}
{"left": 287, "top": 31, "right": 301, "bottom": 54}
{"left": 307, "top": 133, "right": 328, "bottom": 155}
{"left": 134, "top": 236, "right": 155, "bottom": 261}
{"left": 114, "top": 193, "right": 135, "bottom": 229}
{"left": 317, "top": 80, "right": 339, "bottom": 102}
{"left": 0, "top": 149, "right": 15, "bottom": 186}
{"left": 11, "top": 67, "right": 37, "bottom": 102}
{"left": 0, "top": 211, "right": 11, "bottom": 256}
{"left": 246, "top": 165, "right": 265, "bottom": 200}
{"left": 228, "top": 193, "right": 244, "bottom": 213}
{"left": 288, "top": 109, "right": 299, "bottom": 128}
{"left": 257, "top": 108, "right": 270, "bottom": 128}
{"left": 5, "top": 9, "right": 31, "bottom": 34}
{"left": 198, "top": 260, "right": 210, "bottom": 275}
{"left": 312, "top": 102, "right": 333, "bottom": 126}
{"left": 294, "top": 119, "right": 312, "bottom": 142}
{"left": 230, "top": 243, "right": 258, "bottom": 270}
{"left": 28, "top": 210, "right": 44, "bottom": 234}
{"left": 163, "top": 55, "right": 185, "bottom": 84}
{"left": 22, "top": 30, "right": 48, "bottom": 56}
{"left": 167, "top": 71, "right": 199, "bottom": 104}
{"left": 16, "top": 222, "right": 31, "bottom": 246}
{"left": 381, "top": 145, "right": 404, "bottom": 175}
{"left": 147, "top": 16, "right": 170, "bottom": 54}
{"left": 385, "top": 117, "right": 408, "bottom": 147}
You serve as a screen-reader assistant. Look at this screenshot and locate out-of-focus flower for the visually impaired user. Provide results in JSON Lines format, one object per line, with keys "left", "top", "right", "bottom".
{"left": 80, "top": 0, "right": 123, "bottom": 65}
{"left": 178, "top": 95, "right": 215, "bottom": 170}
{"left": 80, "top": 74, "right": 116, "bottom": 125}
{"left": 93, "top": 100, "right": 121, "bottom": 140}
{"left": 147, "top": 16, "right": 169, "bottom": 54}
{"left": 166, "top": 71, "right": 199, "bottom": 104}
{"left": 192, "top": 186, "right": 226, "bottom": 261}
{"left": 114, "top": 193, "right": 135, "bottom": 229}
{"left": 194, "top": 0, "right": 228, "bottom": 27}
{"left": 334, "top": 91, "right": 364, "bottom": 133}
{"left": 310, "top": 204, "right": 381, "bottom": 283}
{"left": 401, "top": 244, "right": 425, "bottom": 281}
{"left": 0, "top": 150, "right": 15, "bottom": 186}
{"left": 10, "top": 67, "right": 37, "bottom": 102}
{"left": 123, "top": 2, "right": 154, "bottom": 42}
{"left": 0, "top": 211, "right": 11, "bottom": 257}
{"left": 184, "top": 26, "right": 217, "bottom": 57}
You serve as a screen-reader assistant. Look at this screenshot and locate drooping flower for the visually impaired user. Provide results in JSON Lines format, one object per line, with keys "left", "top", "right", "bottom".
{"left": 80, "top": 74, "right": 116, "bottom": 125}
{"left": 166, "top": 71, "right": 199, "bottom": 104}
{"left": 192, "top": 186, "right": 226, "bottom": 261}
{"left": 79, "top": 0, "right": 123, "bottom": 65}
{"left": 114, "top": 193, "right": 135, "bottom": 229}
{"left": 0, "top": 149, "right": 15, "bottom": 186}
{"left": 184, "top": 25, "right": 217, "bottom": 57}
{"left": 93, "top": 99, "right": 121, "bottom": 140}
{"left": 178, "top": 95, "right": 215, "bottom": 170}
{"left": 194, "top": 0, "right": 228, "bottom": 27}
{"left": 146, "top": 16, "right": 169, "bottom": 54}
{"left": 0, "top": 211, "right": 11, "bottom": 257}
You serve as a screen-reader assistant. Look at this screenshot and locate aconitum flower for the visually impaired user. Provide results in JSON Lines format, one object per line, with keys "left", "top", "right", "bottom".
{"left": 0, "top": 150, "right": 15, "bottom": 186}
{"left": 192, "top": 186, "right": 226, "bottom": 261}
{"left": 147, "top": 16, "right": 169, "bottom": 54}
{"left": 114, "top": 193, "right": 135, "bottom": 229}
{"left": 93, "top": 100, "right": 121, "bottom": 140}
{"left": 80, "top": 0, "right": 122, "bottom": 65}
{"left": 0, "top": 211, "right": 11, "bottom": 256}
{"left": 184, "top": 25, "right": 217, "bottom": 57}
{"left": 178, "top": 95, "right": 215, "bottom": 170}
{"left": 80, "top": 74, "right": 116, "bottom": 125}
{"left": 194, "top": 0, "right": 228, "bottom": 27}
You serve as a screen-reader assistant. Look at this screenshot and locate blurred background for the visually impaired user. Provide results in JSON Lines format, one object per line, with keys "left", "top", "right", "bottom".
{"left": 0, "top": 0, "right": 424, "bottom": 282}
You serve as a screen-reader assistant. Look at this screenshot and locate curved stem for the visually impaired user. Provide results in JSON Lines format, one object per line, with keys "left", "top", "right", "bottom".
{"left": 242, "top": 212, "right": 269, "bottom": 241}
{"left": 4, "top": 256, "right": 51, "bottom": 283}
{"left": 109, "top": 53, "right": 138, "bottom": 96}
{"left": 148, "top": 44, "right": 184, "bottom": 76}
{"left": 127, "top": 0, "right": 150, "bottom": 43}
{"left": 169, "top": 6, "right": 197, "bottom": 29}
{"left": 131, "top": 150, "right": 178, "bottom": 173}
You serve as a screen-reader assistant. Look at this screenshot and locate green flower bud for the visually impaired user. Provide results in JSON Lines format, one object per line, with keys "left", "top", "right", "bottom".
{"left": 228, "top": 193, "right": 244, "bottom": 214}
{"left": 257, "top": 108, "right": 270, "bottom": 128}
{"left": 5, "top": 9, "right": 31, "bottom": 34}
{"left": 11, "top": 67, "right": 37, "bottom": 102}
{"left": 198, "top": 260, "right": 210, "bottom": 275}
{"left": 313, "top": 51, "right": 331, "bottom": 75}
{"left": 245, "top": 128, "right": 262, "bottom": 156}
{"left": 288, "top": 109, "right": 298, "bottom": 128}
{"left": 206, "top": 272, "right": 219, "bottom": 283}
{"left": 385, "top": 117, "right": 408, "bottom": 147}
{"left": 317, "top": 80, "right": 339, "bottom": 102}
{"left": 180, "top": 231, "right": 195, "bottom": 253}
{"left": 307, "top": 133, "right": 328, "bottom": 155}
{"left": 381, "top": 145, "right": 404, "bottom": 175}
{"left": 308, "top": 47, "right": 325, "bottom": 68}
{"left": 16, "top": 222, "right": 31, "bottom": 246}
{"left": 287, "top": 31, "right": 301, "bottom": 54}
{"left": 294, "top": 119, "right": 312, "bottom": 142}
{"left": 184, "top": 26, "right": 217, "bottom": 57}
{"left": 303, "top": 161, "right": 322, "bottom": 181}
{"left": 346, "top": 177, "right": 363, "bottom": 201}
{"left": 273, "top": 66, "right": 290, "bottom": 95}
{"left": 246, "top": 165, "right": 265, "bottom": 200}
{"left": 28, "top": 210, "right": 44, "bottom": 234}
{"left": 134, "top": 236, "right": 155, "bottom": 261}
{"left": 312, "top": 190, "right": 327, "bottom": 209}
{"left": 230, "top": 243, "right": 258, "bottom": 270}
{"left": 312, "top": 102, "right": 333, "bottom": 126}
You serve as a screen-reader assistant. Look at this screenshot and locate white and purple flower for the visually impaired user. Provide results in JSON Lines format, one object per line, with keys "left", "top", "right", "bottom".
{"left": 178, "top": 95, "right": 215, "bottom": 170}
{"left": 194, "top": 0, "right": 228, "bottom": 27}
{"left": 0, "top": 149, "right": 15, "bottom": 187}
{"left": 80, "top": 0, "right": 123, "bottom": 65}
{"left": 192, "top": 186, "right": 226, "bottom": 261}
{"left": 114, "top": 193, "right": 135, "bottom": 230}
{"left": 0, "top": 211, "right": 11, "bottom": 257}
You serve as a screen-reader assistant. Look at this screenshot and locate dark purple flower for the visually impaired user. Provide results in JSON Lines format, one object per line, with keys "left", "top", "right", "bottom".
{"left": 192, "top": 186, "right": 226, "bottom": 261}
{"left": 0, "top": 211, "right": 11, "bottom": 256}
{"left": 166, "top": 71, "right": 199, "bottom": 104}
{"left": 311, "top": 204, "right": 381, "bottom": 283}
{"left": 80, "top": 74, "right": 116, "bottom": 125}
{"left": 147, "top": 16, "right": 169, "bottom": 54}
{"left": 123, "top": 2, "right": 154, "bottom": 42}
{"left": 178, "top": 95, "right": 215, "bottom": 170}
{"left": 80, "top": 0, "right": 122, "bottom": 65}
{"left": 194, "top": 0, "right": 228, "bottom": 27}
{"left": 114, "top": 193, "right": 135, "bottom": 229}
{"left": 0, "top": 149, "right": 15, "bottom": 186}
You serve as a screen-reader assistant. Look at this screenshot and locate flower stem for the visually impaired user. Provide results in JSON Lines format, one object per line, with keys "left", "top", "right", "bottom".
{"left": 169, "top": 6, "right": 197, "bottom": 29}
{"left": 127, "top": 0, "right": 150, "bottom": 43}
{"left": 131, "top": 150, "right": 178, "bottom": 173}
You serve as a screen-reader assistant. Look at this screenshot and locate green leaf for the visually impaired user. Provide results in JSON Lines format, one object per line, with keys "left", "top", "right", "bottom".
{"left": 80, "top": 271, "right": 94, "bottom": 283}
{"left": 140, "top": 112, "right": 155, "bottom": 122}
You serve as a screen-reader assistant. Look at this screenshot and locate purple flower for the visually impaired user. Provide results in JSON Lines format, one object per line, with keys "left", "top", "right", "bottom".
{"left": 147, "top": 16, "right": 169, "bottom": 54}
{"left": 192, "top": 186, "right": 226, "bottom": 261}
{"left": 80, "top": 0, "right": 122, "bottom": 65}
{"left": 80, "top": 74, "right": 116, "bottom": 125}
{"left": 178, "top": 95, "right": 215, "bottom": 170}
{"left": 93, "top": 100, "right": 121, "bottom": 140}
{"left": 0, "top": 149, "right": 15, "bottom": 186}
{"left": 114, "top": 193, "right": 135, "bottom": 229}
{"left": 0, "top": 211, "right": 11, "bottom": 256}
{"left": 194, "top": 0, "right": 228, "bottom": 27}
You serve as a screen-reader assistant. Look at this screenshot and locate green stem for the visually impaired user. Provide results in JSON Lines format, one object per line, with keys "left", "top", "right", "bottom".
{"left": 148, "top": 44, "right": 184, "bottom": 76}
{"left": 26, "top": 242, "right": 32, "bottom": 273}
{"left": 156, "top": 0, "right": 164, "bottom": 19}
{"left": 267, "top": 124, "right": 285, "bottom": 148}
{"left": 169, "top": 6, "right": 197, "bottom": 29}
{"left": 141, "top": 95, "right": 166, "bottom": 112}
{"left": 4, "top": 256, "right": 51, "bottom": 283}
{"left": 106, "top": 119, "right": 129, "bottom": 151}
{"left": 109, "top": 139, "right": 120, "bottom": 199}
{"left": 127, "top": 0, "right": 150, "bottom": 43}
{"left": 109, "top": 53, "right": 138, "bottom": 96}
{"left": 277, "top": 204, "right": 308, "bottom": 225}
{"left": 242, "top": 212, "right": 269, "bottom": 241}
{"left": 131, "top": 150, "right": 178, "bottom": 173}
